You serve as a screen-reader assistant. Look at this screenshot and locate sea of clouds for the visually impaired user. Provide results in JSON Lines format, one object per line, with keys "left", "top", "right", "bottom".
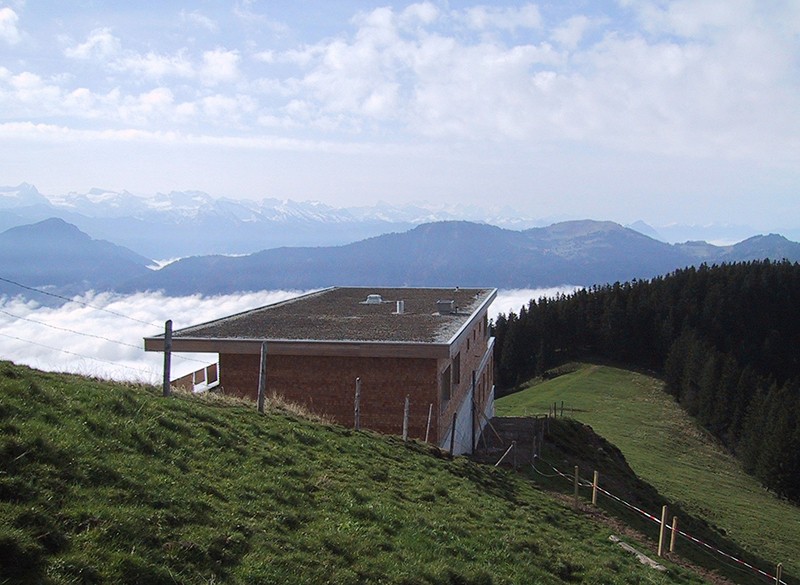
{"left": 0, "top": 287, "right": 578, "bottom": 384}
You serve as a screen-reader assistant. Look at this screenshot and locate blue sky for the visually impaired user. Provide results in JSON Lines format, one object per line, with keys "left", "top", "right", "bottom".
{"left": 1, "top": 1, "right": 799, "bottom": 230}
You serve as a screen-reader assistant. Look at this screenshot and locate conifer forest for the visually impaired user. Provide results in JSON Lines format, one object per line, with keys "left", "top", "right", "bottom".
{"left": 492, "top": 260, "right": 800, "bottom": 503}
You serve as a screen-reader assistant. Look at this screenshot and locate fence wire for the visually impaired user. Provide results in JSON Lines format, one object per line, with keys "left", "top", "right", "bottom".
{"left": 530, "top": 455, "right": 788, "bottom": 585}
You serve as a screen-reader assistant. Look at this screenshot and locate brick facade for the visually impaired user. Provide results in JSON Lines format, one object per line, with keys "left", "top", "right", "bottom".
{"left": 220, "top": 352, "right": 440, "bottom": 441}
{"left": 218, "top": 309, "right": 494, "bottom": 448}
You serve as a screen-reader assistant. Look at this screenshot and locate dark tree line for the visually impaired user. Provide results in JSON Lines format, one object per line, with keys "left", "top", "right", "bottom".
{"left": 493, "top": 260, "right": 800, "bottom": 503}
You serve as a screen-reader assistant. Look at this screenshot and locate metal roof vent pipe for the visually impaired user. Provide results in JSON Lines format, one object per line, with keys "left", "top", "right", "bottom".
{"left": 395, "top": 300, "right": 405, "bottom": 314}
{"left": 437, "top": 300, "right": 455, "bottom": 315}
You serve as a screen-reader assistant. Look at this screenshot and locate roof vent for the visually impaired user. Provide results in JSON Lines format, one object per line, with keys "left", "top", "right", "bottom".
{"left": 363, "top": 294, "right": 383, "bottom": 305}
{"left": 395, "top": 300, "right": 405, "bottom": 314}
{"left": 437, "top": 300, "right": 455, "bottom": 315}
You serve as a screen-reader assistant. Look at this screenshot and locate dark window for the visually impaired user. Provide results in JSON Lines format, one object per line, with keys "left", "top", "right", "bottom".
{"left": 440, "top": 365, "right": 452, "bottom": 406}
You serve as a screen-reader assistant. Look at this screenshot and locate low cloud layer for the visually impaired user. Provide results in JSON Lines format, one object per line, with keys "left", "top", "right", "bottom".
{"left": 0, "top": 287, "right": 575, "bottom": 384}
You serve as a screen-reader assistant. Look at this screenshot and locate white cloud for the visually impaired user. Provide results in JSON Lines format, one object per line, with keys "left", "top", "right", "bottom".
{"left": 200, "top": 48, "right": 240, "bottom": 85}
{"left": 2, "top": 0, "right": 800, "bottom": 213}
{"left": 64, "top": 27, "right": 121, "bottom": 59}
{"left": 460, "top": 4, "right": 542, "bottom": 31}
{"left": 400, "top": 2, "right": 439, "bottom": 27}
{"left": 114, "top": 50, "right": 194, "bottom": 79}
{"left": 493, "top": 287, "right": 581, "bottom": 319}
{"left": 201, "top": 93, "right": 254, "bottom": 122}
{"left": 181, "top": 10, "right": 218, "bottom": 33}
{"left": 120, "top": 87, "right": 175, "bottom": 121}
{"left": 0, "top": 6, "right": 21, "bottom": 44}
{"left": 551, "top": 15, "right": 593, "bottom": 49}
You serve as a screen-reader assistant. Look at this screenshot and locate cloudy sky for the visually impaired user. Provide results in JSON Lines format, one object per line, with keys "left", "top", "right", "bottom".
{"left": 1, "top": 1, "right": 799, "bottom": 229}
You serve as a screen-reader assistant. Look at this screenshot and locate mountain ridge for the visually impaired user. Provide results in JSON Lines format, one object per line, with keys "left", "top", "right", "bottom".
{"left": 3, "top": 182, "right": 797, "bottom": 258}
{"left": 117, "top": 219, "right": 800, "bottom": 296}
{"left": 0, "top": 217, "right": 153, "bottom": 298}
{"left": 3, "top": 215, "right": 799, "bottom": 300}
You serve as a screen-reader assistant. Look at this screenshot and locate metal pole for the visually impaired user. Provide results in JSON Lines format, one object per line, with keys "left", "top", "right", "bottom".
{"left": 776, "top": 563, "right": 782, "bottom": 585}
{"left": 424, "top": 403, "right": 432, "bottom": 443}
{"left": 449, "top": 411, "right": 457, "bottom": 455}
{"left": 354, "top": 377, "right": 361, "bottom": 430}
{"left": 470, "top": 370, "right": 476, "bottom": 453}
{"left": 257, "top": 341, "right": 267, "bottom": 413}
{"left": 592, "top": 470, "right": 599, "bottom": 505}
{"left": 162, "top": 320, "right": 172, "bottom": 397}
{"left": 402, "top": 395, "right": 410, "bottom": 441}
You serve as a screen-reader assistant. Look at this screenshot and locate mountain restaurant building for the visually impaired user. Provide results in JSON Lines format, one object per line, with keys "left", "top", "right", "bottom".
{"left": 144, "top": 286, "right": 496, "bottom": 455}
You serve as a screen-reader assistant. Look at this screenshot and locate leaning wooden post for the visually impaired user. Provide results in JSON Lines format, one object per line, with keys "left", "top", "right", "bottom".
{"left": 573, "top": 465, "right": 580, "bottom": 509}
{"left": 592, "top": 470, "right": 599, "bottom": 505}
{"left": 162, "top": 320, "right": 172, "bottom": 397}
{"left": 257, "top": 341, "right": 267, "bottom": 413}
{"left": 449, "top": 411, "right": 457, "bottom": 455}
{"left": 657, "top": 505, "right": 669, "bottom": 557}
{"left": 670, "top": 516, "right": 678, "bottom": 553}
{"left": 424, "top": 403, "right": 433, "bottom": 443}
{"left": 402, "top": 395, "right": 410, "bottom": 442}
{"left": 354, "top": 377, "right": 361, "bottom": 430}
{"left": 775, "top": 562, "right": 782, "bottom": 584}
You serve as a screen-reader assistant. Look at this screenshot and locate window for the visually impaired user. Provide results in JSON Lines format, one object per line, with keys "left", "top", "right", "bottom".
{"left": 440, "top": 365, "right": 452, "bottom": 406}
{"left": 453, "top": 352, "right": 461, "bottom": 386}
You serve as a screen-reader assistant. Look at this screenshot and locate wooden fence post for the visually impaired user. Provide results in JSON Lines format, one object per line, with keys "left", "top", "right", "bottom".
{"left": 592, "top": 470, "right": 599, "bottom": 505}
{"left": 162, "top": 320, "right": 172, "bottom": 397}
{"left": 424, "top": 403, "right": 432, "bottom": 443}
{"left": 658, "top": 505, "right": 669, "bottom": 557}
{"left": 257, "top": 341, "right": 267, "bottom": 413}
{"left": 354, "top": 377, "right": 361, "bottom": 430}
{"left": 670, "top": 516, "right": 678, "bottom": 553}
{"left": 573, "top": 465, "right": 580, "bottom": 509}
{"left": 402, "top": 395, "right": 410, "bottom": 441}
{"left": 560, "top": 400, "right": 564, "bottom": 417}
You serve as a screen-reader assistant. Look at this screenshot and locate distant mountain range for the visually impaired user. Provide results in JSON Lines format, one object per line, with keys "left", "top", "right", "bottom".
{"left": 0, "top": 218, "right": 152, "bottom": 298}
{"left": 2, "top": 217, "right": 799, "bottom": 300}
{"left": 2, "top": 183, "right": 794, "bottom": 260}
{"left": 0, "top": 183, "right": 548, "bottom": 259}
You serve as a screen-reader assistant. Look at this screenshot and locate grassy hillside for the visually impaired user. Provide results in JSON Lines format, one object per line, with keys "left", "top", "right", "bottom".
{"left": 496, "top": 363, "right": 799, "bottom": 580}
{"left": 0, "top": 361, "right": 706, "bottom": 585}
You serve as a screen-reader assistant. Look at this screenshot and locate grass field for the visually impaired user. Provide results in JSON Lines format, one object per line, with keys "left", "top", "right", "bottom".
{"left": 496, "top": 363, "right": 800, "bottom": 580}
{"left": 1, "top": 361, "right": 709, "bottom": 585}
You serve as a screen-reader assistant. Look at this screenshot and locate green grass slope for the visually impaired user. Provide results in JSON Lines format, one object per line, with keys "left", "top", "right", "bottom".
{"left": 0, "top": 361, "right": 705, "bottom": 585}
{"left": 496, "top": 363, "right": 799, "bottom": 580}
